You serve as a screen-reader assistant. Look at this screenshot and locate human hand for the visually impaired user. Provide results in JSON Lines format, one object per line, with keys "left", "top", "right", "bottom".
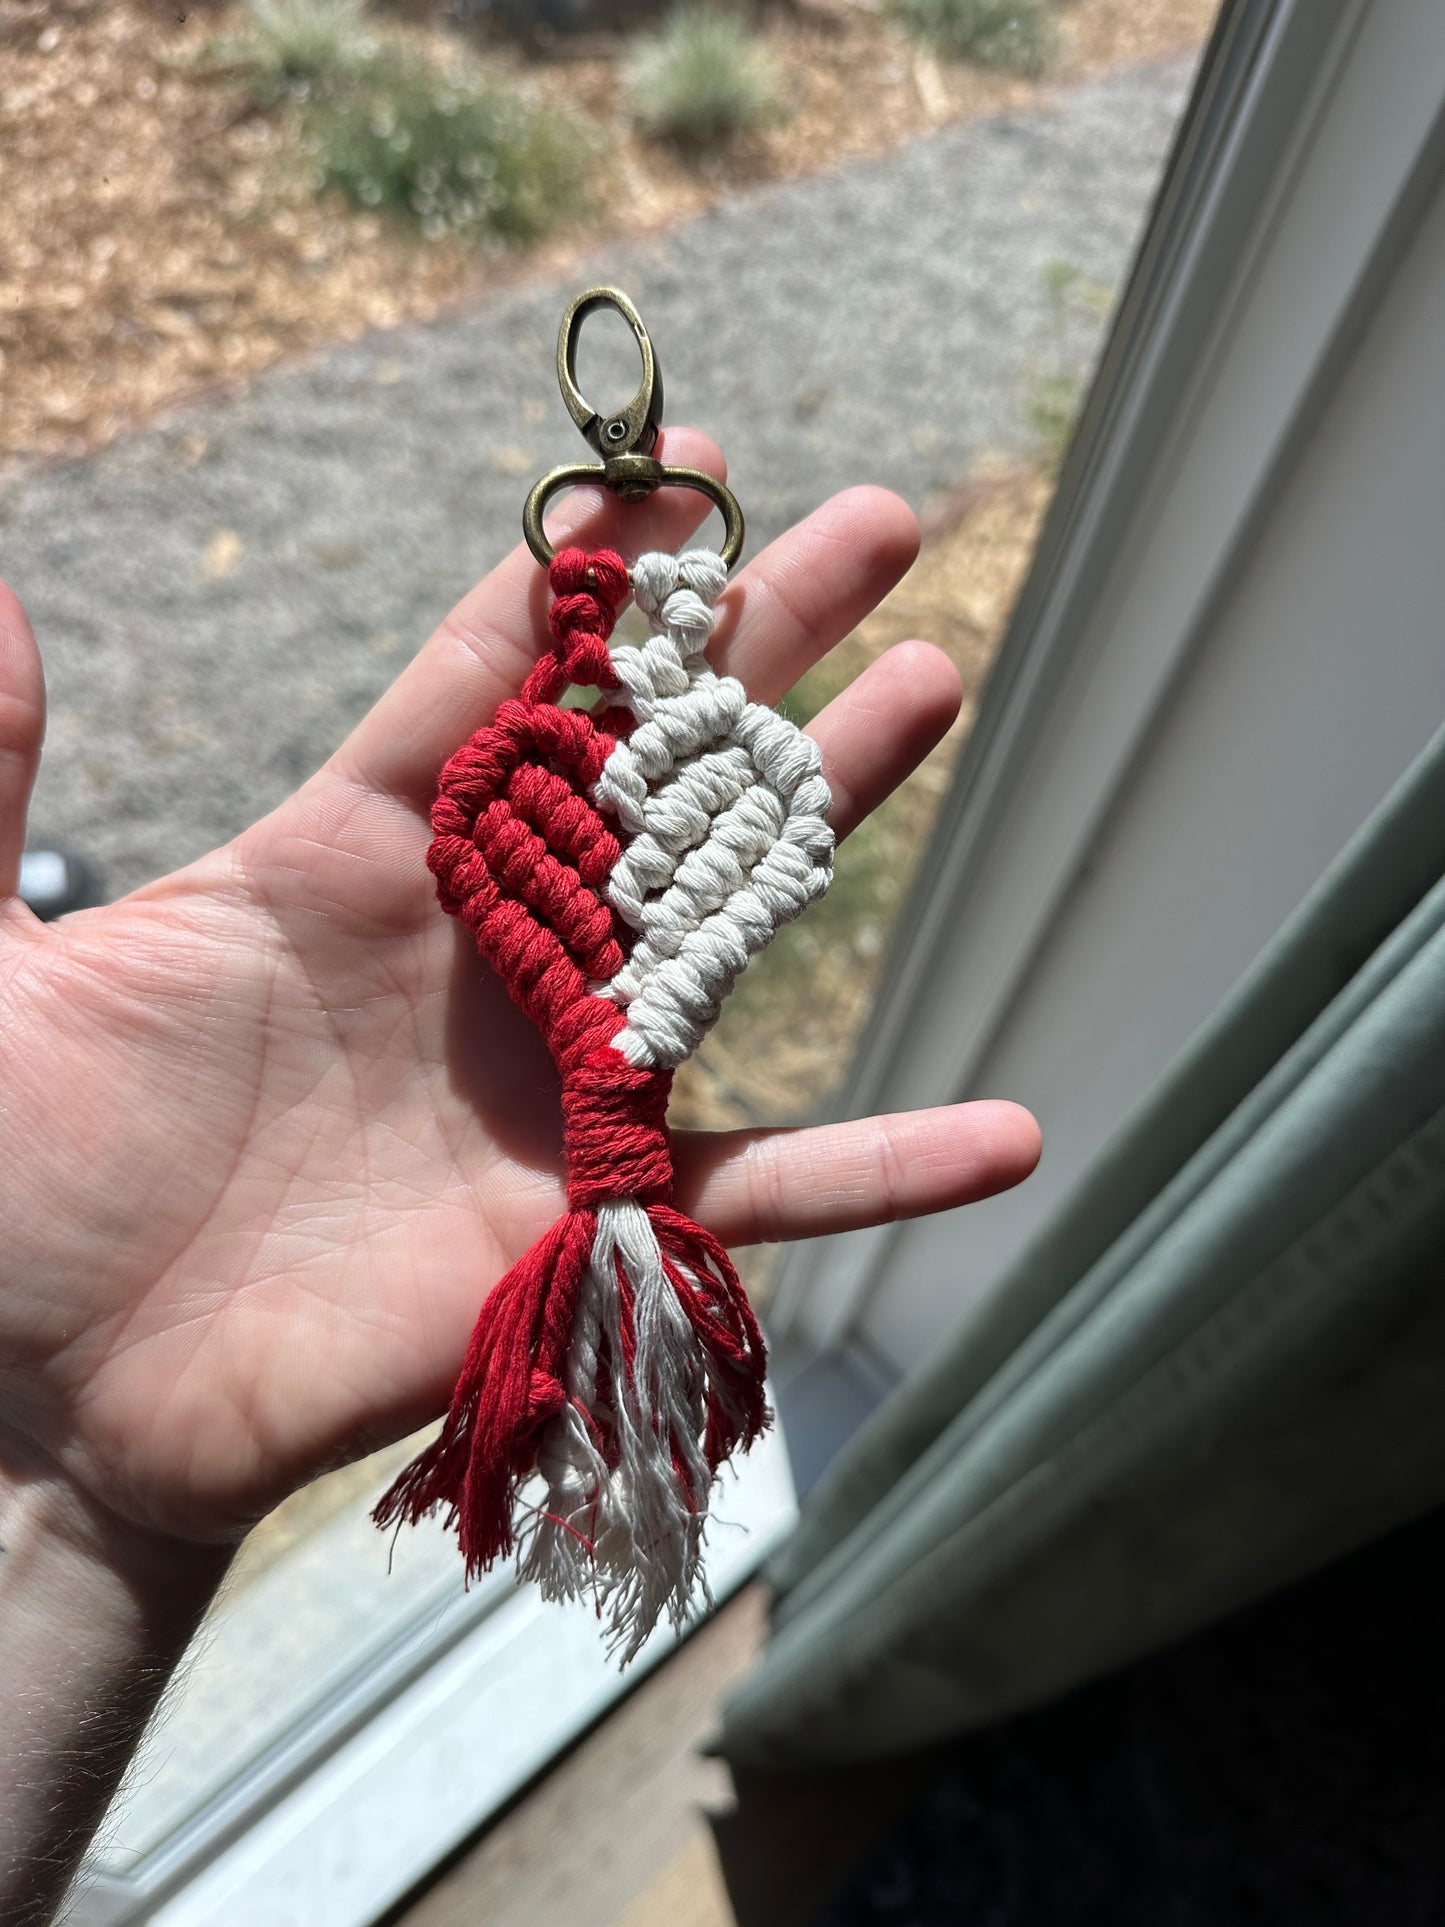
{"left": 0, "top": 434, "right": 1040, "bottom": 1565}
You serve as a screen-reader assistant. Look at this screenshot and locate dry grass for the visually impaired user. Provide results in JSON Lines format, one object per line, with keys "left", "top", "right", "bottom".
{"left": 228, "top": 1429, "right": 425, "bottom": 1587}
{"left": 0, "top": 0, "right": 1216, "bottom": 464}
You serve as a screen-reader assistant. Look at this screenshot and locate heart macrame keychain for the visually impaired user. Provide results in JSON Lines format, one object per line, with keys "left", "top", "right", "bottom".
{"left": 374, "top": 287, "right": 834, "bottom": 1658}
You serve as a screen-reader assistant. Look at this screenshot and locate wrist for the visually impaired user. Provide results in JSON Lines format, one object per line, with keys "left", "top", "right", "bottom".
{"left": 0, "top": 1454, "right": 228, "bottom": 1642}
{"left": 0, "top": 1460, "right": 229, "bottom": 1924}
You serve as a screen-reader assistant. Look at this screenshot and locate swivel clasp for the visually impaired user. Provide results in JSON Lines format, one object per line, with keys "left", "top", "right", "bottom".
{"left": 522, "top": 286, "right": 745, "bottom": 573}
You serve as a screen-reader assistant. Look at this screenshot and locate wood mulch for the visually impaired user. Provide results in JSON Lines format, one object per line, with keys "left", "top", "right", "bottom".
{"left": 0, "top": 0, "right": 1215, "bottom": 465}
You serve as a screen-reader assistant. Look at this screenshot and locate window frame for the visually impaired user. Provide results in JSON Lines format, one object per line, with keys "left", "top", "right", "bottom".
{"left": 770, "top": 0, "right": 1442, "bottom": 1413}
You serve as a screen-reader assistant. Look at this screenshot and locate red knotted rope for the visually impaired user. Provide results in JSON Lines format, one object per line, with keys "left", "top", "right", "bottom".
{"left": 374, "top": 548, "right": 767, "bottom": 1588}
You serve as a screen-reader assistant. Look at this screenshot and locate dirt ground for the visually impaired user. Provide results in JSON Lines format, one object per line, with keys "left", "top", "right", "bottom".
{"left": 0, "top": 0, "right": 1215, "bottom": 463}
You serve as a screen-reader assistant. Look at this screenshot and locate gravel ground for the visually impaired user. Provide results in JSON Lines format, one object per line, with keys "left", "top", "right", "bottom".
{"left": 3, "top": 57, "right": 1191, "bottom": 898}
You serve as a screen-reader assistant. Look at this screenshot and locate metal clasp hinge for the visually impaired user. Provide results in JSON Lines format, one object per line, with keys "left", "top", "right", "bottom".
{"left": 522, "top": 286, "right": 745, "bottom": 574}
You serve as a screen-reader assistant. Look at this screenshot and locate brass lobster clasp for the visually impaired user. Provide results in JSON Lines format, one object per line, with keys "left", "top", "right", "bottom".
{"left": 522, "top": 286, "right": 745, "bottom": 573}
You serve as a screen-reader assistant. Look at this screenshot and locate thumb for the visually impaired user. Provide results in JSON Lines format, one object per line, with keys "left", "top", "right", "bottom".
{"left": 0, "top": 581, "right": 46, "bottom": 900}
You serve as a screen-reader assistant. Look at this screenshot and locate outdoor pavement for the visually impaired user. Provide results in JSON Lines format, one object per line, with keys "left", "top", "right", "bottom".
{"left": 2, "top": 56, "right": 1192, "bottom": 899}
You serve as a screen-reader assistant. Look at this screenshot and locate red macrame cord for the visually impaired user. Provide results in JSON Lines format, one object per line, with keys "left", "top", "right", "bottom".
{"left": 374, "top": 548, "right": 773, "bottom": 1653}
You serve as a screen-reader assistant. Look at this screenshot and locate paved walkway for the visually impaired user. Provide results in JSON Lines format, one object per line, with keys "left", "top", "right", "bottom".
{"left": 3, "top": 57, "right": 1192, "bottom": 896}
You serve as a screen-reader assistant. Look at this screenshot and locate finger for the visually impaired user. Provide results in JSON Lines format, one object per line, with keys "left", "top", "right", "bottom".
{"left": 709, "top": 486, "right": 920, "bottom": 705}
{"left": 674, "top": 1101, "right": 1043, "bottom": 1248}
{"left": 808, "top": 640, "right": 962, "bottom": 843}
{"left": 0, "top": 581, "right": 46, "bottom": 900}
{"left": 333, "top": 427, "right": 725, "bottom": 808}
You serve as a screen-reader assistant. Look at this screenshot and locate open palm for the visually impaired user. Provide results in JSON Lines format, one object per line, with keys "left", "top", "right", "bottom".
{"left": 0, "top": 433, "right": 1040, "bottom": 1555}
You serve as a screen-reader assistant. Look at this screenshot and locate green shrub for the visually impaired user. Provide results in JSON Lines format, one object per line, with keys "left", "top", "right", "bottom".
{"left": 626, "top": 4, "right": 781, "bottom": 148}
{"left": 244, "top": 0, "right": 377, "bottom": 97}
{"left": 1024, "top": 258, "right": 1112, "bottom": 467}
{"left": 893, "top": 0, "right": 1057, "bottom": 75}
{"left": 1025, "top": 368, "right": 1080, "bottom": 471}
{"left": 306, "top": 53, "right": 591, "bottom": 241}
{"left": 201, "top": 0, "right": 591, "bottom": 244}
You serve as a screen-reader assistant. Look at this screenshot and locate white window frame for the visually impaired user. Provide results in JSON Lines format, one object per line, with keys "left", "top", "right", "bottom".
{"left": 771, "top": 0, "right": 1445, "bottom": 1451}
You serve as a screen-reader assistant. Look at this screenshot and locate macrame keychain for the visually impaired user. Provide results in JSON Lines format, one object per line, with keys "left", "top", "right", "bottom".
{"left": 374, "top": 288, "right": 834, "bottom": 1659}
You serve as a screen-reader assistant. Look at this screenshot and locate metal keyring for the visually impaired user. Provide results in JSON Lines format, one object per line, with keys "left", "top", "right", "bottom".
{"left": 521, "top": 287, "right": 746, "bottom": 573}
